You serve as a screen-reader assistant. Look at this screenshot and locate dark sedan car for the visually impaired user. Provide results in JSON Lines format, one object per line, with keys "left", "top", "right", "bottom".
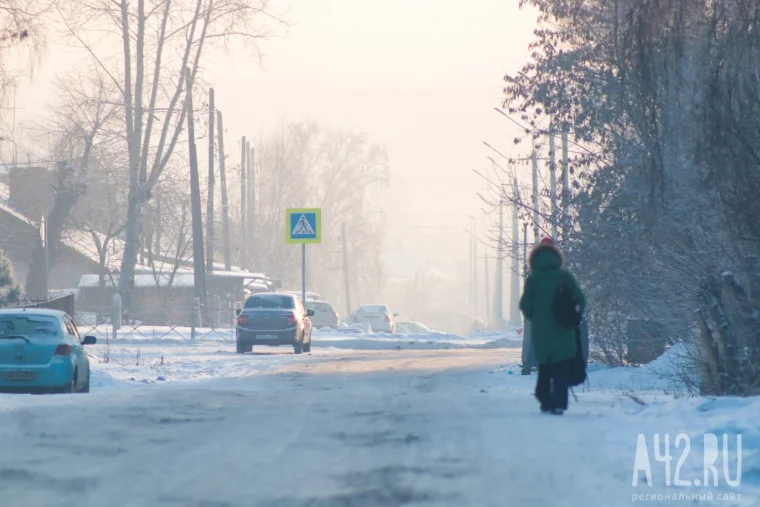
{"left": 236, "top": 293, "right": 314, "bottom": 354}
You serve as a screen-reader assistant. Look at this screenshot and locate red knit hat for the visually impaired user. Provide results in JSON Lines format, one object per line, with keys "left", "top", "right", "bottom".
{"left": 540, "top": 237, "right": 554, "bottom": 245}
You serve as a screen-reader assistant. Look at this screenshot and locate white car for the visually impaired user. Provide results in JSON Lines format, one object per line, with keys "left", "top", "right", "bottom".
{"left": 305, "top": 300, "right": 339, "bottom": 329}
{"left": 349, "top": 304, "right": 399, "bottom": 333}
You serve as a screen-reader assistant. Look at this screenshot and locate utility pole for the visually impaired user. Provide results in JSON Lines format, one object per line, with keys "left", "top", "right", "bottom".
{"left": 549, "top": 122, "right": 558, "bottom": 240}
{"left": 523, "top": 222, "right": 529, "bottom": 275}
{"left": 206, "top": 88, "right": 215, "bottom": 273}
{"left": 185, "top": 69, "right": 207, "bottom": 311}
{"left": 509, "top": 176, "right": 521, "bottom": 327}
{"left": 531, "top": 146, "right": 540, "bottom": 243}
{"left": 217, "top": 110, "right": 232, "bottom": 271}
{"left": 155, "top": 182, "right": 162, "bottom": 255}
{"left": 341, "top": 222, "right": 352, "bottom": 315}
{"left": 493, "top": 197, "right": 504, "bottom": 326}
{"left": 562, "top": 124, "right": 570, "bottom": 246}
{"left": 521, "top": 220, "right": 535, "bottom": 375}
{"left": 483, "top": 248, "right": 490, "bottom": 324}
{"left": 240, "top": 136, "right": 247, "bottom": 269}
{"left": 473, "top": 219, "right": 478, "bottom": 319}
{"left": 248, "top": 143, "right": 256, "bottom": 268}
{"left": 469, "top": 221, "right": 473, "bottom": 306}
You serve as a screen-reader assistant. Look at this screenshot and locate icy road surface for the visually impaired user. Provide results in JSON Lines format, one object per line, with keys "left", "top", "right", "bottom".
{"left": 1, "top": 343, "right": 757, "bottom": 507}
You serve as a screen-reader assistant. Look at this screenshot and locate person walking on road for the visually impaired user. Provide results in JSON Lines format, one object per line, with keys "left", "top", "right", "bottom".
{"left": 519, "top": 237, "right": 586, "bottom": 415}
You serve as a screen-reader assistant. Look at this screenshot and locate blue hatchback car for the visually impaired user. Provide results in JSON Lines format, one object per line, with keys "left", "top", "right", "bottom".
{"left": 0, "top": 308, "right": 96, "bottom": 394}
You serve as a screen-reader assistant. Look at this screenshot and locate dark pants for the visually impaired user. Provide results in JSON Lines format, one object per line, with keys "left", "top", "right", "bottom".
{"left": 535, "top": 359, "right": 570, "bottom": 411}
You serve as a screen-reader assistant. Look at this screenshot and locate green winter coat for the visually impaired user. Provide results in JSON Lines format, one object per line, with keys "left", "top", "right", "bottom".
{"left": 519, "top": 244, "right": 586, "bottom": 365}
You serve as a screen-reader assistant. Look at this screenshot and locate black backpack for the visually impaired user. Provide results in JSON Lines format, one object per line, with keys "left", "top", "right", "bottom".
{"left": 553, "top": 272, "right": 586, "bottom": 386}
{"left": 552, "top": 272, "right": 582, "bottom": 329}
{"left": 568, "top": 327, "right": 587, "bottom": 386}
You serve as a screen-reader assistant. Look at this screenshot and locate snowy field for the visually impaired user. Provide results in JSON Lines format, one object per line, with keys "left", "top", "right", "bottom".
{"left": 0, "top": 329, "right": 757, "bottom": 506}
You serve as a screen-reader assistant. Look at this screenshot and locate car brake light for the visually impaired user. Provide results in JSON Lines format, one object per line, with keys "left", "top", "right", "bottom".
{"left": 54, "top": 345, "right": 71, "bottom": 356}
{"left": 384, "top": 314, "right": 391, "bottom": 322}
{"left": 237, "top": 314, "right": 248, "bottom": 325}
{"left": 287, "top": 314, "right": 298, "bottom": 326}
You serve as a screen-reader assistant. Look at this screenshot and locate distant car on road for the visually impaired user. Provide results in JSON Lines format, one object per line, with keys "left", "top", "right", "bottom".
{"left": 305, "top": 300, "right": 339, "bottom": 330}
{"left": 0, "top": 308, "right": 97, "bottom": 394}
{"left": 236, "top": 293, "right": 314, "bottom": 354}
{"left": 350, "top": 304, "right": 399, "bottom": 333}
{"left": 397, "top": 321, "right": 433, "bottom": 334}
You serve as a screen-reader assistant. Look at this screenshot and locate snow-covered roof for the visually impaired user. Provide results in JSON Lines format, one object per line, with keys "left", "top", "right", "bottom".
{"left": 78, "top": 270, "right": 263, "bottom": 289}
{"left": 62, "top": 227, "right": 145, "bottom": 273}
{"left": 79, "top": 273, "right": 197, "bottom": 289}
{"left": 0, "top": 201, "right": 35, "bottom": 227}
{"left": 0, "top": 201, "right": 270, "bottom": 280}
{"left": 212, "top": 270, "right": 269, "bottom": 279}
{"left": 0, "top": 202, "right": 136, "bottom": 272}
{"left": 244, "top": 282, "right": 269, "bottom": 292}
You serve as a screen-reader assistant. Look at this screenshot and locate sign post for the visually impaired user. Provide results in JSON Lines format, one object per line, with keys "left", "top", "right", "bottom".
{"left": 286, "top": 208, "right": 322, "bottom": 304}
{"left": 40, "top": 217, "right": 48, "bottom": 299}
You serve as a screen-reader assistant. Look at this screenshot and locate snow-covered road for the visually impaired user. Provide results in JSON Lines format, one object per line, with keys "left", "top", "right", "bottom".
{"left": 0, "top": 337, "right": 757, "bottom": 507}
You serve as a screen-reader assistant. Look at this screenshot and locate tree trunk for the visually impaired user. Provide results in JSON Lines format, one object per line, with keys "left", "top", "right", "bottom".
{"left": 26, "top": 161, "right": 85, "bottom": 299}
{"left": 240, "top": 136, "right": 247, "bottom": 269}
{"left": 118, "top": 196, "right": 144, "bottom": 312}
{"left": 708, "top": 279, "right": 741, "bottom": 393}
{"left": 186, "top": 68, "right": 207, "bottom": 313}
{"left": 743, "top": 256, "right": 760, "bottom": 302}
{"left": 695, "top": 308, "right": 721, "bottom": 394}
{"left": 98, "top": 244, "right": 108, "bottom": 325}
{"left": 206, "top": 87, "right": 215, "bottom": 273}
{"left": 249, "top": 144, "right": 255, "bottom": 268}
{"left": 217, "top": 110, "right": 231, "bottom": 271}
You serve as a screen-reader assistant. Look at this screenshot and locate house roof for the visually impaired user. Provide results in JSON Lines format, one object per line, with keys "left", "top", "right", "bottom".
{"left": 79, "top": 270, "right": 270, "bottom": 289}
{"left": 0, "top": 201, "right": 271, "bottom": 281}
{"left": 61, "top": 227, "right": 142, "bottom": 273}
{"left": 79, "top": 273, "right": 197, "bottom": 288}
{"left": 0, "top": 201, "right": 35, "bottom": 227}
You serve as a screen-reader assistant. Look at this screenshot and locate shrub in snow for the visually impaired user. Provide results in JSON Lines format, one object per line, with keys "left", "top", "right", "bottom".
{"left": 0, "top": 249, "right": 22, "bottom": 306}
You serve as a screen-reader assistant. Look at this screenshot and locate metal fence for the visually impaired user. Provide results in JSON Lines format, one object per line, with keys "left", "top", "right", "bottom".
{"left": 6, "top": 293, "right": 238, "bottom": 342}
{"left": 14, "top": 293, "right": 76, "bottom": 317}
{"left": 73, "top": 301, "right": 238, "bottom": 342}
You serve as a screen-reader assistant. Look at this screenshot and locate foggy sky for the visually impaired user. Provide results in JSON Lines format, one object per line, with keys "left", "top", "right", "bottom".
{"left": 7, "top": 0, "right": 536, "bottom": 314}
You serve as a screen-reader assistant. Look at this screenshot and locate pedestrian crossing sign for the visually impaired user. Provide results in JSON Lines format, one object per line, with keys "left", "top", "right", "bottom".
{"left": 286, "top": 208, "right": 322, "bottom": 244}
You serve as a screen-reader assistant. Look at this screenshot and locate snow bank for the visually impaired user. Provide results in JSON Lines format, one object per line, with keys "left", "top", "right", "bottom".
{"left": 312, "top": 329, "right": 498, "bottom": 350}
{"left": 80, "top": 325, "right": 523, "bottom": 350}
{"left": 589, "top": 343, "right": 697, "bottom": 393}
{"left": 468, "top": 329, "right": 524, "bottom": 350}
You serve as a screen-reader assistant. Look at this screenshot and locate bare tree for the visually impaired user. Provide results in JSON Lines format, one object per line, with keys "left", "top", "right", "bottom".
{"left": 24, "top": 68, "right": 121, "bottom": 298}
{"left": 0, "top": 0, "right": 47, "bottom": 95}
{"left": 56, "top": 0, "right": 284, "bottom": 309}
{"left": 144, "top": 174, "right": 193, "bottom": 288}
{"left": 250, "top": 122, "right": 388, "bottom": 307}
